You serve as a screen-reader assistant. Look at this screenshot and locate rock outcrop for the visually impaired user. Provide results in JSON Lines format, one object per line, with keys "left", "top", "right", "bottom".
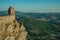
{"left": 0, "top": 7, "right": 27, "bottom": 40}
{"left": 0, "top": 21, "right": 27, "bottom": 40}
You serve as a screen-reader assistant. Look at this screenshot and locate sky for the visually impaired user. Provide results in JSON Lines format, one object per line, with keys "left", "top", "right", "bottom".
{"left": 0, "top": 0, "right": 60, "bottom": 13}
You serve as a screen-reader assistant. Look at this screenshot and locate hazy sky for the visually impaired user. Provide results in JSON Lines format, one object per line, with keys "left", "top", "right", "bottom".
{"left": 0, "top": 0, "right": 60, "bottom": 13}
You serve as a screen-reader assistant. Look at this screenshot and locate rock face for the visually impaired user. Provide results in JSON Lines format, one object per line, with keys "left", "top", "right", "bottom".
{"left": 0, "top": 21, "right": 27, "bottom": 40}
{"left": 0, "top": 7, "right": 27, "bottom": 40}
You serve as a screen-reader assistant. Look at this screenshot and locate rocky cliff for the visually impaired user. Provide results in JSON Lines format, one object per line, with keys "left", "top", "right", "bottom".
{"left": 0, "top": 21, "right": 27, "bottom": 40}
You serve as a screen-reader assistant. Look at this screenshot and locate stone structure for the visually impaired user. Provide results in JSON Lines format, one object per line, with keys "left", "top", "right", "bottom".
{"left": 0, "top": 7, "right": 15, "bottom": 24}
{"left": 0, "top": 7, "right": 27, "bottom": 40}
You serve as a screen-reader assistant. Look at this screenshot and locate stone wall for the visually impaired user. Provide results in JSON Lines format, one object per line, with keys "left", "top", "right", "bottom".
{"left": 0, "top": 15, "right": 15, "bottom": 24}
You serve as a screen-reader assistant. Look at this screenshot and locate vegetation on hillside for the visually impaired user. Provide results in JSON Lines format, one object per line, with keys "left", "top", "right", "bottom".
{"left": 18, "top": 17, "right": 60, "bottom": 40}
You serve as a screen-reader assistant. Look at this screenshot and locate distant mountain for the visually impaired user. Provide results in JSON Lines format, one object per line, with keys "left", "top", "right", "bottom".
{"left": 0, "top": 11, "right": 60, "bottom": 20}
{"left": 0, "top": 11, "right": 8, "bottom": 16}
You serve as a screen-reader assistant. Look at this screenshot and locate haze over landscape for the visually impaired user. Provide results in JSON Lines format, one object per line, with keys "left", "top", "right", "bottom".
{"left": 0, "top": 0, "right": 60, "bottom": 13}
{"left": 0, "top": 0, "right": 60, "bottom": 40}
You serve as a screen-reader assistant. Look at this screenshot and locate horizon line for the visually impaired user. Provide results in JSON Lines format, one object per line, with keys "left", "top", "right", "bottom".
{"left": 0, "top": 10, "right": 60, "bottom": 13}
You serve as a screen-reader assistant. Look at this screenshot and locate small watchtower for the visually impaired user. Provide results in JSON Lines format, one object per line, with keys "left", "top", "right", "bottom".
{"left": 8, "top": 7, "right": 15, "bottom": 15}
{"left": 0, "top": 7, "right": 15, "bottom": 24}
